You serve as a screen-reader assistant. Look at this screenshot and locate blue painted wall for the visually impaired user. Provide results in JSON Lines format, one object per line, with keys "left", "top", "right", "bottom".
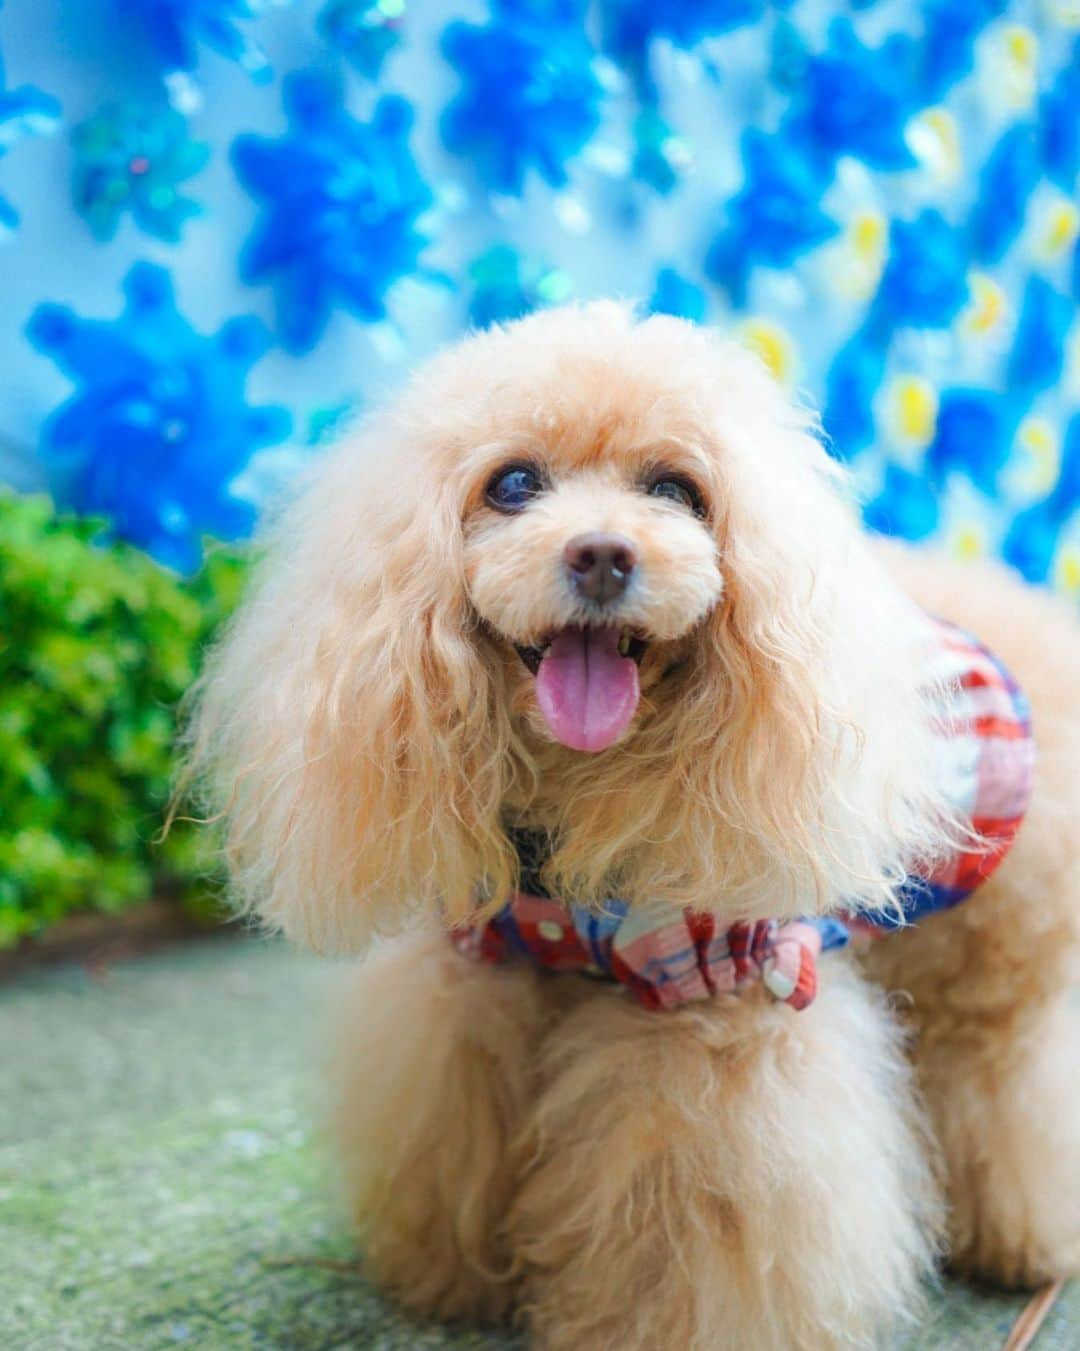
{"left": 0, "top": 1, "right": 1077, "bottom": 584}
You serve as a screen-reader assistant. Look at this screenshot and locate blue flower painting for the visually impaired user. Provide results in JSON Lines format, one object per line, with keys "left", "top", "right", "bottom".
{"left": 0, "top": 0, "right": 1075, "bottom": 588}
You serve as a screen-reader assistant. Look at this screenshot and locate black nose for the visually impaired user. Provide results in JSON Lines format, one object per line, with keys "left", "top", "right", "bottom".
{"left": 564, "top": 532, "right": 638, "bottom": 605}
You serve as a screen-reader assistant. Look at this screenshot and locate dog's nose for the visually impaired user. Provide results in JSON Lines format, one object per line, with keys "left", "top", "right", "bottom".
{"left": 564, "top": 532, "right": 638, "bottom": 604}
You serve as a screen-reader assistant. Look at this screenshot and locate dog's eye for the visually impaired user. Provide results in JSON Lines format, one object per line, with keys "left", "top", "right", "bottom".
{"left": 648, "top": 477, "right": 703, "bottom": 515}
{"left": 486, "top": 465, "right": 545, "bottom": 513}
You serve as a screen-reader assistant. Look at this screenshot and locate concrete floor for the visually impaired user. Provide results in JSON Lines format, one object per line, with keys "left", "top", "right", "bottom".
{"left": 1, "top": 937, "right": 1074, "bottom": 1349}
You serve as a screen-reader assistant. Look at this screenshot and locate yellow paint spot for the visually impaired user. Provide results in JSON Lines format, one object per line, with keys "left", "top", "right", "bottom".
{"left": 1055, "top": 546, "right": 1080, "bottom": 598}
{"left": 1006, "top": 25, "right": 1037, "bottom": 62}
{"left": 1036, "top": 199, "right": 1080, "bottom": 260}
{"left": 1017, "top": 417, "right": 1061, "bottom": 494}
{"left": 953, "top": 526, "right": 986, "bottom": 561}
{"left": 832, "top": 211, "right": 888, "bottom": 300}
{"left": 961, "top": 272, "right": 1008, "bottom": 336}
{"left": 999, "top": 25, "right": 1038, "bottom": 108}
{"left": 851, "top": 212, "right": 884, "bottom": 260}
{"left": 889, "top": 377, "right": 938, "bottom": 447}
{"left": 739, "top": 319, "right": 794, "bottom": 384}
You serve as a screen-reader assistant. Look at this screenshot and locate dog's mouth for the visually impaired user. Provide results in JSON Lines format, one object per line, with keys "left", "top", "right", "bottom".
{"left": 514, "top": 625, "right": 648, "bottom": 754}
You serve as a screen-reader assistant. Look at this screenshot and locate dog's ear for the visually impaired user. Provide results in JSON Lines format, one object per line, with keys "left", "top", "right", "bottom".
{"left": 187, "top": 419, "right": 516, "bottom": 954}
{"left": 687, "top": 339, "right": 951, "bottom": 917}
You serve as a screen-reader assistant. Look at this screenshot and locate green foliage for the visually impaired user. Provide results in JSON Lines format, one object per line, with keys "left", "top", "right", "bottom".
{"left": 0, "top": 493, "right": 249, "bottom": 946}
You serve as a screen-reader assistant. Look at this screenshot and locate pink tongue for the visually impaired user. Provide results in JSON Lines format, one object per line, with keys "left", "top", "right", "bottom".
{"left": 535, "top": 627, "right": 640, "bottom": 753}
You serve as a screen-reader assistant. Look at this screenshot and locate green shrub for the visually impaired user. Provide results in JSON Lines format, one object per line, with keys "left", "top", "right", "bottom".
{"left": 0, "top": 493, "right": 248, "bottom": 946}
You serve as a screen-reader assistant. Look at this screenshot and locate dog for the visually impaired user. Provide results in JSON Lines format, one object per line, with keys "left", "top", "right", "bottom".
{"left": 192, "top": 303, "right": 1080, "bottom": 1349}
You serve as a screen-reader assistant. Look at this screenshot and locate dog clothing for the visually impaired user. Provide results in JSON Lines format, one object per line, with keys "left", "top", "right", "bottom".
{"left": 451, "top": 617, "right": 1035, "bottom": 1012}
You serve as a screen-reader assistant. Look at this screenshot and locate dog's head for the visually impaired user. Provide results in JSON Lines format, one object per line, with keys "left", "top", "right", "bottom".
{"left": 193, "top": 303, "right": 949, "bottom": 952}
{"left": 460, "top": 357, "right": 725, "bottom": 755}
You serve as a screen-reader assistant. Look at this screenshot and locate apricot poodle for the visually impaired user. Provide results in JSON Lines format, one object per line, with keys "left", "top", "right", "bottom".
{"left": 192, "top": 304, "right": 1080, "bottom": 1349}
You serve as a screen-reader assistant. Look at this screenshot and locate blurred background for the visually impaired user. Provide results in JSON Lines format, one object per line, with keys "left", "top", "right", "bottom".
{"left": 0, "top": 0, "right": 1077, "bottom": 950}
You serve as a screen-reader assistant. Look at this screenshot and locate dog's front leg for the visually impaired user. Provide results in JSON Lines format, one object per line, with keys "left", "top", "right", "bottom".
{"left": 506, "top": 958, "right": 943, "bottom": 1351}
{"left": 331, "top": 927, "right": 548, "bottom": 1324}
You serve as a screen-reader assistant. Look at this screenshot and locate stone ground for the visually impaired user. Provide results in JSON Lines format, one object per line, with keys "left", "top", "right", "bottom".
{"left": 1, "top": 937, "right": 1076, "bottom": 1350}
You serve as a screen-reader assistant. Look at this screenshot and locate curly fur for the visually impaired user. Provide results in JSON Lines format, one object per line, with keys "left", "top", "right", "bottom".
{"left": 190, "top": 304, "right": 1080, "bottom": 1348}
{"left": 191, "top": 304, "right": 958, "bottom": 945}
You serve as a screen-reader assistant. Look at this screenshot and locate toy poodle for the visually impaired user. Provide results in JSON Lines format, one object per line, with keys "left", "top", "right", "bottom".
{"left": 191, "top": 303, "right": 1080, "bottom": 1349}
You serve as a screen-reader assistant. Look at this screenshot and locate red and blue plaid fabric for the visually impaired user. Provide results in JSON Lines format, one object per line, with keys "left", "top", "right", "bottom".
{"left": 848, "top": 616, "right": 1035, "bottom": 934}
{"left": 451, "top": 898, "right": 848, "bottom": 1011}
{"left": 452, "top": 617, "right": 1034, "bottom": 1011}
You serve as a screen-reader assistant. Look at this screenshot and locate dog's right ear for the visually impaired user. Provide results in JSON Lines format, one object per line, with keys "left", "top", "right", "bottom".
{"left": 185, "top": 417, "right": 517, "bottom": 955}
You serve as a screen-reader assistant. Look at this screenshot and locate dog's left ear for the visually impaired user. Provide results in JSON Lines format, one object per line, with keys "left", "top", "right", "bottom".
{"left": 686, "top": 338, "right": 950, "bottom": 918}
{"left": 186, "top": 419, "right": 516, "bottom": 954}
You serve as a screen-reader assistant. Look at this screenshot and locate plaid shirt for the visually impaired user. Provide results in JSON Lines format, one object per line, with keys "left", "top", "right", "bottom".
{"left": 451, "top": 617, "right": 1035, "bottom": 1012}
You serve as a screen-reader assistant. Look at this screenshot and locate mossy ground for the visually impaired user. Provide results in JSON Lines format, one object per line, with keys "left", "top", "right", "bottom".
{"left": 1, "top": 938, "right": 1074, "bottom": 1349}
